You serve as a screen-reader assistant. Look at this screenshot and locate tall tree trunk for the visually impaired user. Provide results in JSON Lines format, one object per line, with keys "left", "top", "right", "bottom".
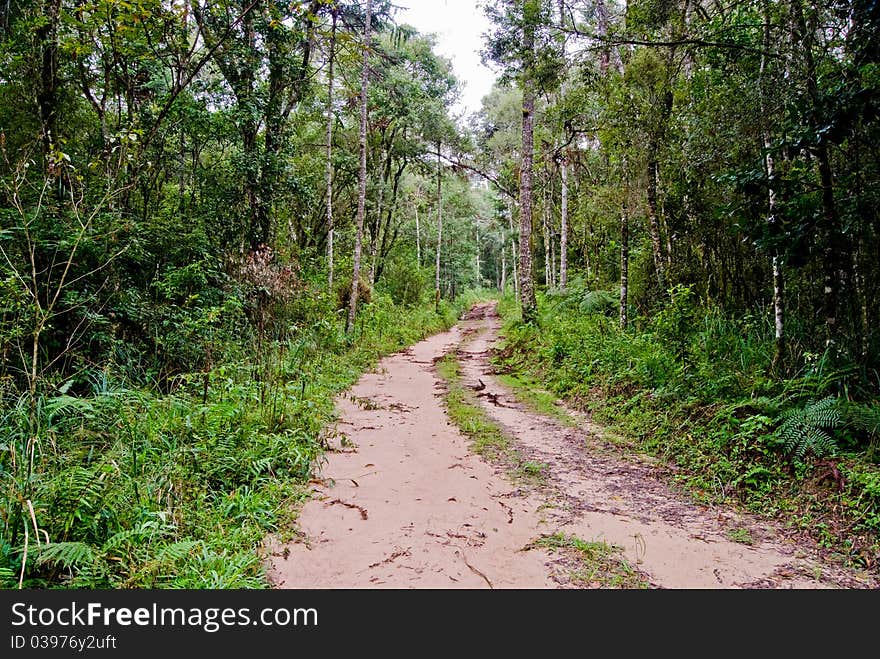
{"left": 761, "top": 0, "right": 785, "bottom": 368}
{"left": 369, "top": 175, "right": 384, "bottom": 287}
{"left": 435, "top": 142, "right": 443, "bottom": 311}
{"left": 375, "top": 159, "right": 407, "bottom": 283}
{"left": 791, "top": 0, "right": 847, "bottom": 344}
{"left": 646, "top": 143, "right": 666, "bottom": 292}
{"left": 37, "top": 0, "right": 62, "bottom": 160}
{"left": 620, "top": 186, "right": 629, "bottom": 330}
{"left": 501, "top": 246, "right": 507, "bottom": 294}
{"left": 543, "top": 183, "right": 551, "bottom": 288}
{"left": 507, "top": 199, "right": 519, "bottom": 303}
{"left": 415, "top": 198, "right": 421, "bottom": 267}
{"left": 560, "top": 156, "right": 568, "bottom": 289}
{"left": 346, "top": 0, "right": 372, "bottom": 334}
{"left": 853, "top": 236, "right": 868, "bottom": 361}
{"left": 518, "top": 2, "right": 537, "bottom": 321}
{"left": 475, "top": 232, "right": 481, "bottom": 287}
{"left": 326, "top": 9, "right": 337, "bottom": 289}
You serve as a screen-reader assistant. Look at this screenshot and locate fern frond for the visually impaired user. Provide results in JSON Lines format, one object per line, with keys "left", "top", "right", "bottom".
{"left": 776, "top": 397, "right": 842, "bottom": 459}
{"left": 847, "top": 403, "right": 880, "bottom": 436}
{"left": 155, "top": 540, "right": 202, "bottom": 562}
{"left": 33, "top": 542, "right": 95, "bottom": 569}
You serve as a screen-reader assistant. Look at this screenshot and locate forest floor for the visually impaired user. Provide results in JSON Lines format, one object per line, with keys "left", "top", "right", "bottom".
{"left": 265, "top": 303, "right": 878, "bottom": 588}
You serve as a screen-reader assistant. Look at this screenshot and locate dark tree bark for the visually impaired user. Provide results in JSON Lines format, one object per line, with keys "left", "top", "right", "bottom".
{"left": 346, "top": 0, "right": 372, "bottom": 334}
{"left": 36, "top": 0, "right": 62, "bottom": 160}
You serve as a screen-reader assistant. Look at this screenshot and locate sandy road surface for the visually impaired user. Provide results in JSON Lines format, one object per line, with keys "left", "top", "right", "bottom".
{"left": 267, "top": 303, "right": 876, "bottom": 589}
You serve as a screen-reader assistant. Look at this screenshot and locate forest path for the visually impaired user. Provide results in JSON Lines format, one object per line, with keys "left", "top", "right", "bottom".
{"left": 266, "top": 303, "right": 874, "bottom": 589}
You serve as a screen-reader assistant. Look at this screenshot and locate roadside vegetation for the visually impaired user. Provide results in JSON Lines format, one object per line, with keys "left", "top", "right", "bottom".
{"left": 1, "top": 291, "right": 468, "bottom": 588}
{"left": 495, "top": 288, "right": 880, "bottom": 571}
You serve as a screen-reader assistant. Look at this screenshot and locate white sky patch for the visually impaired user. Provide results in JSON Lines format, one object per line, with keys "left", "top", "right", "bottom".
{"left": 393, "top": 0, "right": 499, "bottom": 120}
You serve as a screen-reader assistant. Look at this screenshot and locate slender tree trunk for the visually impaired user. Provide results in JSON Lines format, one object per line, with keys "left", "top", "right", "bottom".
{"left": 346, "top": 0, "right": 371, "bottom": 334}
{"left": 851, "top": 140, "right": 869, "bottom": 362}
{"left": 435, "top": 142, "right": 442, "bottom": 311}
{"left": 326, "top": 9, "right": 337, "bottom": 289}
{"left": 475, "top": 232, "right": 481, "bottom": 287}
{"left": 646, "top": 146, "right": 666, "bottom": 292}
{"left": 620, "top": 189, "right": 629, "bottom": 330}
{"left": 816, "top": 142, "right": 845, "bottom": 342}
{"left": 501, "top": 246, "right": 507, "bottom": 294}
{"left": 369, "top": 176, "right": 383, "bottom": 287}
{"left": 415, "top": 198, "right": 421, "bottom": 267}
{"left": 507, "top": 199, "right": 519, "bottom": 302}
{"left": 761, "top": 0, "right": 785, "bottom": 369}
{"left": 519, "top": 5, "right": 537, "bottom": 321}
{"left": 596, "top": 0, "right": 611, "bottom": 74}
{"left": 37, "top": 0, "right": 62, "bottom": 159}
{"left": 853, "top": 237, "right": 868, "bottom": 361}
{"left": 543, "top": 183, "right": 551, "bottom": 288}
{"left": 790, "top": 0, "right": 847, "bottom": 344}
{"left": 560, "top": 157, "right": 568, "bottom": 289}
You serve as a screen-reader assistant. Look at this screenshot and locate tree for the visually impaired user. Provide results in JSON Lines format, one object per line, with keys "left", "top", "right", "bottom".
{"left": 193, "top": 0, "right": 324, "bottom": 249}
{"left": 346, "top": 0, "right": 372, "bottom": 334}
{"left": 484, "top": 0, "right": 561, "bottom": 322}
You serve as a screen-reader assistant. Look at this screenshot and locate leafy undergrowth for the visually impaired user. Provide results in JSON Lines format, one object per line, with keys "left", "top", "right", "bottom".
{"left": 1, "top": 294, "right": 479, "bottom": 588}
{"left": 495, "top": 288, "right": 880, "bottom": 572}
{"left": 528, "top": 532, "right": 650, "bottom": 589}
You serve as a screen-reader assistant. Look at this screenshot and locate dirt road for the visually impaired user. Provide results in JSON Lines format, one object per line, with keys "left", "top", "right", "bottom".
{"left": 266, "top": 303, "right": 876, "bottom": 588}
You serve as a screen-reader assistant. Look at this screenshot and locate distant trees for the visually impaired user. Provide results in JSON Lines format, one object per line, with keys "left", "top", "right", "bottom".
{"left": 477, "top": 0, "right": 880, "bottom": 371}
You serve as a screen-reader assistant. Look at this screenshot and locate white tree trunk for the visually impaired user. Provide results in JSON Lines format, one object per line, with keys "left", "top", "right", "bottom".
{"left": 762, "top": 0, "right": 784, "bottom": 365}
{"left": 543, "top": 189, "right": 551, "bottom": 289}
{"left": 508, "top": 199, "right": 519, "bottom": 303}
{"left": 415, "top": 199, "right": 421, "bottom": 267}
{"left": 435, "top": 142, "right": 442, "bottom": 309}
{"left": 325, "top": 9, "right": 337, "bottom": 289}
{"left": 560, "top": 157, "right": 568, "bottom": 289}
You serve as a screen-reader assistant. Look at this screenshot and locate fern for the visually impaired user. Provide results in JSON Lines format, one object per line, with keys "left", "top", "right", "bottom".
{"left": 843, "top": 402, "right": 880, "bottom": 456}
{"left": 155, "top": 540, "right": 202, "bottom": 562}
{"left": 33, "top": 541, "right": 95, "bottom": 569}
{"left": 775, "top": 397, "right": 842, "bottom": 459}
{"left": 846, "top": 403, "right": 880, "bottom": 436}
{"left": 546, "top": 283, "right": 617, "bottom": 316}
{"left": 0, "top": 566, "right": 18, "bottom": 587}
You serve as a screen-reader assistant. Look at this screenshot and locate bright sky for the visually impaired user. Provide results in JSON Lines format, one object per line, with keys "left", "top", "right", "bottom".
{"left": 394, "top": 0, "right": 498, "bottom": 120}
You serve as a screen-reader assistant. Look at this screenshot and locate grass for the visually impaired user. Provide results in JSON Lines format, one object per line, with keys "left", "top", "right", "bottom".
{"left": 494, "top": 288, "right": 880, "bottom": 573}
{"left": 530, "top": 532, "right": 650, "bottom": 589}
{"left": 495, "top": 372, "right": 578, "bottom": 427}
{"left": 726, "top": 527, "right": 755, "bottom": 545}
{"left": 435, "top": 352, "right": 544, "bottom": 486}
{"left": 1, "top": 293, "right": 478, "bottom": 589}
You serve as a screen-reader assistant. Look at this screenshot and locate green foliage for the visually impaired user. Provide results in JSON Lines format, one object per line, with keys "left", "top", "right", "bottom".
{"left": 380, "top": 258, "right": 428, "bottom": 307}
{"left": 774, "top": 397, "right": 842, "bottom": 460}
{"left": 530, "top": 532, "right": 649, "bottom": 589}
{"left": 496, "top": 293, "right": 880, "bottom": 566}
{"left": 650, "top": 285, "right": 698, "bottom": 363}
{"left": 0, "top": 295, "right": 468, "bottom": 588}
{"left": 545, "top": 282, "right": 617, "bottom": 316}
